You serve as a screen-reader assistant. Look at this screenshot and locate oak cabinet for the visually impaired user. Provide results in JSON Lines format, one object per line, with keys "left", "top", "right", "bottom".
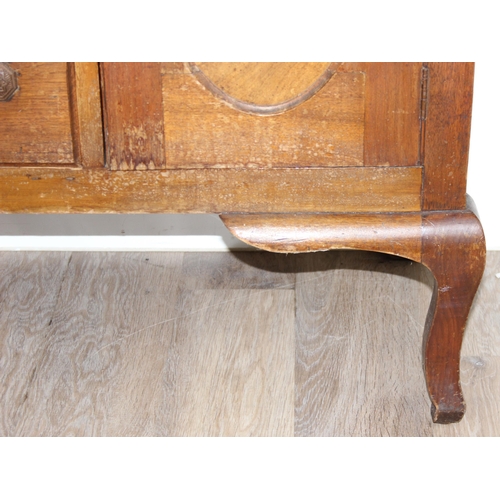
{"left": 0, "top": 62, "right": 486, "bottom": 424}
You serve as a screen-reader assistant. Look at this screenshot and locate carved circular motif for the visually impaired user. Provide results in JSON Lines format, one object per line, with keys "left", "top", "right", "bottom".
{"left": 0, "top": 63, "right": 19, "bottom": 102}
{"left": 188, "top": 62, "right": 339, "bottom": 116}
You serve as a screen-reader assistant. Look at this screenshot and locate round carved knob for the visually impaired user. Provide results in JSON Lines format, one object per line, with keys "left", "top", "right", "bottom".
{"left": 0, "top": 63, "right": 19, "bottom": 102}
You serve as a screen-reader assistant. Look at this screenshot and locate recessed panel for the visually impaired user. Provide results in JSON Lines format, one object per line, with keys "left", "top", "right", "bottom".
{"left": 163, "top": 62, "right": 365, "bottom": 168}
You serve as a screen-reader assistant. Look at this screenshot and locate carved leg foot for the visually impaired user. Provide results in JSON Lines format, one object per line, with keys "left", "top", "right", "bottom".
{"left": 422, "top": 206, "right": 486, "bottom": 424}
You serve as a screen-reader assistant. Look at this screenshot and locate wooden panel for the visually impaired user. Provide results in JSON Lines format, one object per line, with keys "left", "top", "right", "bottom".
{"left": 100, "top": 63, "right": 165, "bottom": 170}
{"left": 194, "top": 62, "right": 332, "bottom": 106}
{"left": 67, "top": 63, "right": 104, "bottom": 168}
{"left": 162, "top": 63, "right": 365, "bottom": 168}
{"left": 191, "top": 62, "right": 336, "bottom": 114}
{"left": 221, "top": 212, "right": 423, "bottom": 261}
{"left": 0, "top": 166, "right": 422, "bottom": 214}
{"left": 341, "top": 63, "right": 422, "bottom": 166}
{"left": 422, "top": 63, "right": 474, "bottom": 210}
{"left": 0, "top": 63, "right": 74, "bottom": 164}
{"left": 100, "top": 62, "right": 422, "bottom": 170}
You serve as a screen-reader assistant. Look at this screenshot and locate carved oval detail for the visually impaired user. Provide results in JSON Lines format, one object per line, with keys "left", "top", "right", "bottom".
{"left": 188, "top": 62, "right": 339, "bottom": 115}
{"left": 0, "top": 63, "right": 19, "bottom": 102}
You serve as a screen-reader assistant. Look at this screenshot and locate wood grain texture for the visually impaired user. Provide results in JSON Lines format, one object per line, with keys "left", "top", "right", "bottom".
{"left": 340, "top": 63, "right": 422, "bottom": 166}
{"left": 165, "top": 288, "right": 295, "bottom": 436}
{"left": 180, "top": 251, "right": 296, "bottom": 290}
{"left": 0, "top": 252, "right": 72, "bottom": 435}
{"left": 0, "top": 252, "right": 294, "bottom": 436}
{"left": 421, "top": 206, "right": 486, "bottom": 423}
{"left": 100, "top": 63, "right": 165, "bottom": 170}
{"left": 193, "top": 63, "right": 332, "bottom": 106}
{"left": 1, "top": 250, "right": 498, "bottom": 436}
{"left": 221, "top": 212, "right": 422, "bottom": 261}
{"left": 67, "top": 63, "right": 104, "bottom": 168}
{"left": 422, "top": 63, "right": 474, "bottom": 210}
{"left": 1, "top": 252, "right": 185, "bottom": 436}
{"left": 0, "top": 166, "right": 422, "bottom": 214}
{"left": 0, "top": 63, "right": 74, "bottom": 164}
{"left": 162, "top": 62, "right": 365, "bottom": 168}
{"left": 190, "top": 62, "right": 337, "bottom": 115}
{"left": 294, "top": 251, "right": 433, "bottom": 436}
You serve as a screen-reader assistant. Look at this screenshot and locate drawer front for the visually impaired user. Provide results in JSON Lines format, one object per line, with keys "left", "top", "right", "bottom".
{"left": 0, "top": 63, "right": 103, "bottom": 168}
{"left": 101, "top": 62, "right": 422, "bottom": 171}
{"left": 1, "top": 63, "right": 473, "bottom": 215}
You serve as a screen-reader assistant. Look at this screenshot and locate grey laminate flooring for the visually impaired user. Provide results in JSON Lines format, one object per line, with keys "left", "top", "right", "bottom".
{"left": 1, "top": 250, "right": 498, "bottom": 436}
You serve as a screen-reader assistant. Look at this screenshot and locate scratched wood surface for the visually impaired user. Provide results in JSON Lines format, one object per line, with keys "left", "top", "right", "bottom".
{"left": 1, "top": 251, "right": 498, "bottom": 436}
{"left": 0, "top": 166, "right": 422, "bottom": 214}
{"left": 0, "top": 63, "right": 74, "bottom": 165}
{"left": 162, "top": 63, "right": 365, "bottom": 168}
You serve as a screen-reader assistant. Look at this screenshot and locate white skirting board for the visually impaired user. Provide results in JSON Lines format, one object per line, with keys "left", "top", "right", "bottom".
{"left": 0, "top": 214, "right": 254, "bottom": 251}
{"left": 0, "top": 213, "right": 498, "bottom": 251}
{"left": 0, "top": 235, "right": 254, "bottom": 252}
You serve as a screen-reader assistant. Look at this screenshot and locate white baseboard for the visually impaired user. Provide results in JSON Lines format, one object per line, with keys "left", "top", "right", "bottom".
{"left": 0, "top": 235, "right": 254, "bottom": 252}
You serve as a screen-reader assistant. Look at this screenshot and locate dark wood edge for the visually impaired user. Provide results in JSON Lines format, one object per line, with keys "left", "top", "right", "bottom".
{"left": 421, "top": 197, "right": 486, "bottom": 423}
{"left": 421, "top": 63, "right": 475, "bottom": 210}
{"left": 67, "top": 63, "right": 83, "bottom": 166}
{"left": 220, "top": 212, "right": 423, "bottom": 262}
{"left": 67, "top": 63, "right": 105, "bottom": 168}
{"left": 100, "top": 63, "right": 165, "bottom": 170}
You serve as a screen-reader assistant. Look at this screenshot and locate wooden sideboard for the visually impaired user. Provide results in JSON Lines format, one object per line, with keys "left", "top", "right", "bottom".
{"left": 0, "top": 62, "right": 486, "bottom": 424}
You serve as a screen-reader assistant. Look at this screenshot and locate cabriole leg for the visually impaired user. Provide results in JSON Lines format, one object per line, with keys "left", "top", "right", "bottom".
{"left": 421, "top": 207, "right": 486, "bottom": 424}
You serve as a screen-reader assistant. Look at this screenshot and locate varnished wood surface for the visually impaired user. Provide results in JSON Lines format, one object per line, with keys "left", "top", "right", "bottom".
{"left": 422, "top": 63, "right": 474, "bottom": 210}
{"left": 190, "top": 62, "right": 337, "bottom": 115}
{"left": 101, "top": 63, "right": 166, "bottom": 170}
{"left": 67, "top": 63, "right": 104, "bottom": 168}
{"left": 1, "top": 250, "right": 498, "bottom": 437}
{"left": 221, "top": 212, "right": 422, "bottom": 261}
{"left": 0, "top": 166, "right": 422, "bottom": 214}
{"left": 340, "top": 63, "right": 422, "bottom": 167}
{"left": 193, "top": 63, "right": 333, "bottom": 107}
{"left": 100, "top": 63, "right": 423, "bottom": 170}
{"left": 421, "top": 208, "right": 486, "bottom": 423}
{"left": 162, "top": 63, "right": 365, "bottom": 168}
{"left": 0, "top": 63, "right": 74, "bottom": 164}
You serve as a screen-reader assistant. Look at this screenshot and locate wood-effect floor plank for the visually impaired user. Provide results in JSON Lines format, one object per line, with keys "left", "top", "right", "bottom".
{"left": 1, "top": 250, "right": 498, "bottom": 436}
{"left": 180, "top": 251, "right": 297, "bottom": 290}
{"left": 0, "top": 252, "right": 72, "bottom": 436}
{"left": 162, "top": 288, "right": 295, "bottom": 436}
{"left": 5, "top": 252, "right": 184, "bottom": 436}
{"left": 294, "top": 252, "right": 433, "bottom": 436}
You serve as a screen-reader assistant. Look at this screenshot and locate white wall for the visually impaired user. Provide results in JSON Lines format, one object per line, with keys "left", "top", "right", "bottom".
{"left": 1, "top": 63, "right": 498, "bottom": 251}
{"left": 465, "top": 62, "right": 500, "bottom": 250}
